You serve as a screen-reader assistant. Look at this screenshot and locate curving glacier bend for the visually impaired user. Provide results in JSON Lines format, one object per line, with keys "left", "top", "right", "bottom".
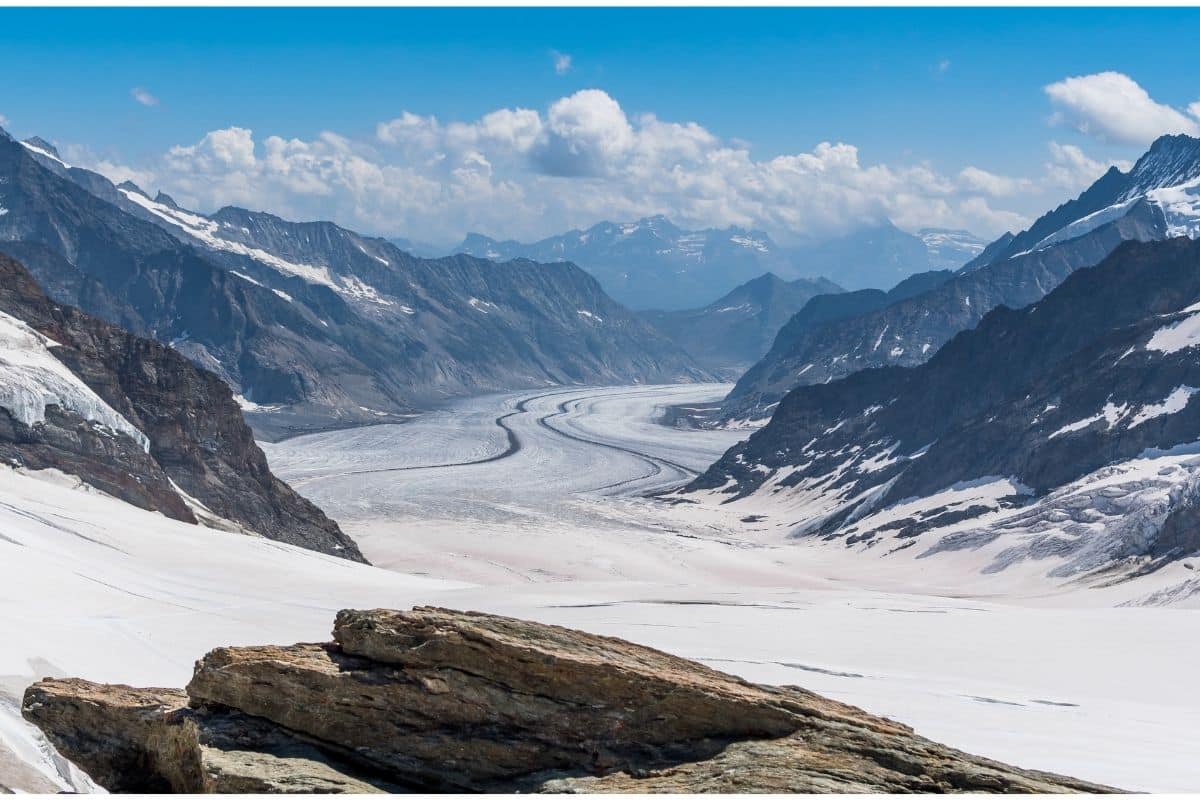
{"left": 3, "top": 383, "right": 1200, "bottom": 793}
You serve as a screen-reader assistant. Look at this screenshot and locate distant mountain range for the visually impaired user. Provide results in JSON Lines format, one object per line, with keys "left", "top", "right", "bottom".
{"left": 685, "top": 236, "right": 1200, "bottom": 586}
{"left": 639, "top": 273, "right": 843, "bottom": 378}
{"left": 719, "top": 134, "right": 1200, "bottom": 423}
{"left": 787, "top": 223, "right": 985, "bottom": 291}
{"left": 456, "top": 218, "right": 984, "bottom": 310}
{"left": 1, "top": 128, "right": 708, "bottom": 437}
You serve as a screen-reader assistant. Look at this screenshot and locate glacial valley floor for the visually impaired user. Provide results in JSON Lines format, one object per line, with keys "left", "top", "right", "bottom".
{"left": 2, "top": 384, "right": 1198, "bottom": 792}
{"left": 263, "top": 384, "right": 1200, "bottom": 793}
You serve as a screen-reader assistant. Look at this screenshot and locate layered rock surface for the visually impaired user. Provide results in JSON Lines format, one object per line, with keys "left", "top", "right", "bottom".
{"left": 23, "top": 607, "right": 1114, "bottom": 794}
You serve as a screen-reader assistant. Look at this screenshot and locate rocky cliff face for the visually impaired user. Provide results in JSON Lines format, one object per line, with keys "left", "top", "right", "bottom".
{"left": 0, "top": 253, "right": 362, "bottom": 561}
{"left": 720, "top": 211, "right": 1158, "bottom": 422}
{"left": 23, "top": 607, "right": 1114, "bottom": 794}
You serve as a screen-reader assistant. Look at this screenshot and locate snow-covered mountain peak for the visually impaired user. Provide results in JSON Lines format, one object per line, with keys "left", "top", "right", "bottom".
{"left": 117, "top": 180, "right": 151, "bottom": 199}
{"left": 154, "top": 191, "right": 181, "bottom": 209}
{"left": 19, "top": 137, "right": 69, "bottom": 169}
{"left": 1119, "top": 134, "right": 1200, "bottom": 201}
{"left": 23, "top": 136, "right": 61, "bottom": 160}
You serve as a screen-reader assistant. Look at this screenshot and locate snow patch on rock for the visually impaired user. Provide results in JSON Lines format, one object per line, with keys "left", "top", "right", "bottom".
{"left": 0, "top": 311, "right": 148, "bottom": 451}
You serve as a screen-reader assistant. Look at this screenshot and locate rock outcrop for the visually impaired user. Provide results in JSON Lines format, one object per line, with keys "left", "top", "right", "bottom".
{"left": 23, "top": 607, "right": 1115, "bottom": 794}
{"left": 20, "top": 680, "right": 387, "bottom": 793}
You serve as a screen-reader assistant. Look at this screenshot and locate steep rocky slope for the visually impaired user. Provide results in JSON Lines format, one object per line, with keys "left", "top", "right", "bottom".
{"left": 639, "top": 273, "right": 843, "bottom": 377}
{"left": 0, "top": 129, "right": 706, "bottom": 436}
{"left": 724, "top": 269, "right": 954, "bottom": 418}
{"left": 964, "top": 134, "right": 1200, "bottom": 270}
{"left": 0, "top": 253, "right": 360, "bottom": 560}
{"left": 720, "top": 134, "right": 1200, "bottom": 422}
{"left": 686, "top": 237, "right": 1200, "bottom": 581}
{"left": 23, "top": 607, "right": 1112, "bottom": 794}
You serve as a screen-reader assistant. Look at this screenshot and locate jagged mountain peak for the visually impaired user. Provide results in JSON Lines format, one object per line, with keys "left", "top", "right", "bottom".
{"left": 117, "top": 180, "right": 150, "bottom": 198}
{"left": 456, "top": 216, "right": 799, "bottom": 310}
{"left": 153, "top": 191, "right": 180, "bottom": 209}
{"left": 1120, "top": 133, "right": 1200, "bottom": 200}
{"left": 22, "top": 136, "right": 60, "bottom": 159}
{"left": 966, "top": 134, "right": 1200, "bottom": 271}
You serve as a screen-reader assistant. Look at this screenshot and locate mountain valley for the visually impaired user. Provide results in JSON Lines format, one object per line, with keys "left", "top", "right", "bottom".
{"left": 1, "top": 129, "right": 707, "bottom": 439}
{"left": 3, "top": 49, "right": 1200, "bottom": 797}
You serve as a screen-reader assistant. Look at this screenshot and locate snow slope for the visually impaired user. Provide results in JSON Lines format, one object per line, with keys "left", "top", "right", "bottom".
{"left": 0, "top": 311, "right": 148, "bottom": 450}
{"left": 0, "top": 465, "right": 466, "bottom": 791}
{"left": 263, "top": 384, "right": 1200, "bottom": 792}
{"left": 3, "top": 384, "right": 1196, "bottom": 792}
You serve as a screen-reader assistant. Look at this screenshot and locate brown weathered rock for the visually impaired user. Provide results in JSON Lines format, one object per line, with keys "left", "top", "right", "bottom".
{"left": 541, "top": 726, "right": 1104, "bottom": 794}
{"left": 25, "top": 608, "right": 1119, "bottom": 793}
{"left": 22, "top": 678, "right": 385, "bottom": 793}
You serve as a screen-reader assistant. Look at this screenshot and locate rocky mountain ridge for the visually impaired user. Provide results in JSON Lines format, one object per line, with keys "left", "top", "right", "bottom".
{"left": 22, "top": 607, "right": 1113, "bottom": 794}
{"left": 720, "top": 134, "right": 1200, "bottom": 422}
{"left": 0, "top": 252, "right": 360, "bottom": 560}
{"left": 457, "top": 215, "right": 799, "bottom": 311}
{"left": 457, "top": 217, "right": 979, "bottom": 311}
{"left": 686, "top": 237, "right": 1200, "bottom": 585}
{"left": 0, "top": 127, "right": 707, "bottom": 438}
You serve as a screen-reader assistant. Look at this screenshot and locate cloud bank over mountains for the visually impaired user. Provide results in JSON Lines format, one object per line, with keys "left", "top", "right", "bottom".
{"left": 62, "top": 74, "right": 1179, "bottom": 246}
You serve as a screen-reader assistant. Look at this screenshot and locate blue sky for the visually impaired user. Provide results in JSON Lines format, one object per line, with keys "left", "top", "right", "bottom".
{"left": 1, "top": 8, "right": 1197, "bottom": 245}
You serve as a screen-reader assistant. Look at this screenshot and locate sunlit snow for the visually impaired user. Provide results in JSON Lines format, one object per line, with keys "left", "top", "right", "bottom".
{"left": 0, "top": 311, "right": 148, "bottom": 450}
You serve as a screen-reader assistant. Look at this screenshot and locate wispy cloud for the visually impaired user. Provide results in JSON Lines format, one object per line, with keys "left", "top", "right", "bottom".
{"left": 131, "top": 87, "right": 159, "bottom": 107}
{"left": 1045, "top": 71, "right": 1200, "bottom": 146}
{"left": 0, "top": 113, "right": 8, "bottom": 127}
{"left": 550, "top": 50, "right": 572, "bottom": 76}
{"left": 935, "top": 58, "right": 951, "bottom": 75}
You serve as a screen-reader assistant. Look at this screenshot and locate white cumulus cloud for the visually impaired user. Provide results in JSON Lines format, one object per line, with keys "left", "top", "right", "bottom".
{"left": 80, "top": 88, "right": 1133, "bottom": 247}
{"left": 958, "top": 166, "right": 1033, "bottom": 198}
{"left": 1045, "top": 71, "right": 1200, "bottom": 147}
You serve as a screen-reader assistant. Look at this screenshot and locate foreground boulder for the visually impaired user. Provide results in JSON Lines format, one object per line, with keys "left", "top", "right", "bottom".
{"left": 24, "top": 607, "right": 1115, "bottom": 793}
{"left": 20, "top": 679, "right": 388, "bottom": 793}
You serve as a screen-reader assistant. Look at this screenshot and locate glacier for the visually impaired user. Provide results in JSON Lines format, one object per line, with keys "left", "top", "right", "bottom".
{"left": 0, "top": 311, "right": 148, "bottom": 451}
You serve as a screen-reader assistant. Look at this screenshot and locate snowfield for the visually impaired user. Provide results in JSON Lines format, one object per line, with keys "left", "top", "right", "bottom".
{"left": 264, "top": 384, "right": 1200, "bottom": 792}
{"left": 2, "top": 384, "right": 1198, "bottom": 792}
{"left": 0, "top": 466, "right": 467, "bottom": 792}
{"left": 0, "top": 311, "right": 148, "bottom": 450}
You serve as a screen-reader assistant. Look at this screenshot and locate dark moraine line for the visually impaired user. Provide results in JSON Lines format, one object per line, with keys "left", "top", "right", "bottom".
{"left": 534, "top": 395, "right": 699, "bottom": 491}
{"left": 332, "top": 389, "right": 579, "bottom": 477}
